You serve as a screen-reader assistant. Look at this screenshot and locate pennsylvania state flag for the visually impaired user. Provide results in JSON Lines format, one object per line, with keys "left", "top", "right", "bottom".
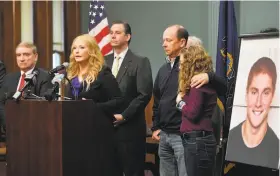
{"left": 216, "top": 2, "right": 239, "bottom": 175}
{"left": 216, "top": 1, "right": 239, "bottom": 131}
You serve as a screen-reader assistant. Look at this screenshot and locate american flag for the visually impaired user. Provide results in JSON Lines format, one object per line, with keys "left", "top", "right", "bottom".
{"left": 88, "top": 0, "right": 112, "bottom": 56}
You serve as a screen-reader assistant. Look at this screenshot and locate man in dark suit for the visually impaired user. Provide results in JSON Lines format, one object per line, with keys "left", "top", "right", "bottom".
{"left": 0, "top": 42, "right": 52, "bottom": 128}
{"left": 105, "top": 21, "right": 153, "bottom": 176}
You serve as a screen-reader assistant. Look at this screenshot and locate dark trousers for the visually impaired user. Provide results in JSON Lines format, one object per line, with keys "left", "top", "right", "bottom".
{"left": 115, "top": 138, "right": 146, "bottom": 176}
{"left": 182, "top": 132, "right": 216, "bottom": 176}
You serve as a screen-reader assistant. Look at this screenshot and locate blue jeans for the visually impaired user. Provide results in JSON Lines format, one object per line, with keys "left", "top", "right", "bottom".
{"left": 158, "top": 131, "right": 187, "bottom": 176}
{"left": 182, "top": 132, "right": 216, "bottom": 176}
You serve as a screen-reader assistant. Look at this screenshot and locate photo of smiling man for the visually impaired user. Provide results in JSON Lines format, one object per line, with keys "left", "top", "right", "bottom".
{"left": 226, "top": 57, "right": 279, "bottom": 169}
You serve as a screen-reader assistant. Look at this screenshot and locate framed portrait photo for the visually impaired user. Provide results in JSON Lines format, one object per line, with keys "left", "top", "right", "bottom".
{"left": 226, "top": 32, "right": 280, "bottom": 169}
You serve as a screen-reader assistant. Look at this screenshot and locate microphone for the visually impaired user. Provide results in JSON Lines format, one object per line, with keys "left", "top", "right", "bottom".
{"left": 25, "top": 70, "right": 39, "bottom": 87}
{"left": 54, "top": 70, "right": 77, "bottom": 100}
{"left": 48, "top": 62, "right": 69, "bottom": 75}
{"left": 44, "top": 73, "right": 65, "bottom": 101}
{"left": 12, "top": 70, "right": 40, "bottom": 101}
{"left": 51, "top": 73, "right": 65, "bottom": 85}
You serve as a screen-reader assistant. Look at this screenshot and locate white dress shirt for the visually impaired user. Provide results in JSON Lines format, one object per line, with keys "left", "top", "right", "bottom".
{"left": 166, "top": 56, "right": 176, "bottom": 68}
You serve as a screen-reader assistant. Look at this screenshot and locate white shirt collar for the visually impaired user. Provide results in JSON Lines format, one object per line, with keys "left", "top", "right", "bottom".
{"left": 17, "top": 67, "right": 35, "bottom": 91}
{"left": 21, "top": 67, "right": 35, "bottom": 76}
{"left": 114, "top": 47, "right": 129, "bottom": 59}
{"left": 166, "top": 56, "right": 176, "bottom": 68}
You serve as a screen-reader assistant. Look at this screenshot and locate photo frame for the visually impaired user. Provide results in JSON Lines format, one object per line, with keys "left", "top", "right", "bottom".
{"left": 225, "top": 32, "right": 280, "bottom": 169}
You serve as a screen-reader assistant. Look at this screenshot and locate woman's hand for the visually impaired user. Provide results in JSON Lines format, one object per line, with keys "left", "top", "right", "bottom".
{"left": 114, "top": 114, "right": 124, "bottom": 122}
{"left": 190, "top": 73, "right": 209, "bottom": 88}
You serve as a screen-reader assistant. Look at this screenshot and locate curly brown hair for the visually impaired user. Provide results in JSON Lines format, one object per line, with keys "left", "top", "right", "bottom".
{"left": 178, "top": 45, "right": 213, "bottom": 95}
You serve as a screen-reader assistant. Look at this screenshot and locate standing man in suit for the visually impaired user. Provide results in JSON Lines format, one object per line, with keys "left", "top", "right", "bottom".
{"left": 0, "top": 42, "right": 52, "bottom": 128}
{"left": 105, "top": 20, "right": 153, "bottom": 176}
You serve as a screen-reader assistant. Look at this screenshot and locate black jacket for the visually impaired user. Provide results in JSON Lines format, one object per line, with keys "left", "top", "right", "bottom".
{"left": 0, "top": 61, "right": 6, "bottom": 89}
{"left": 152, "top": 57, "right": 181, "bottom": 133}
{"left": 65, "top": 66, "right": 123, "bottom": 118}
{"left": 0, "top": 61, "right": 6, "bottom": 136}
{"left": 105, "top": 49, "right": 153, "bottom": 141}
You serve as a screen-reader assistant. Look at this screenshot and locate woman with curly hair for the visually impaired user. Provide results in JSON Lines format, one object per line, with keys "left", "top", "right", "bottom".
{"left": 176, "top": 45, "right": 217, "bottom": 176}
{"left": 66, "top": 34, "right": 123, "bottom": 116}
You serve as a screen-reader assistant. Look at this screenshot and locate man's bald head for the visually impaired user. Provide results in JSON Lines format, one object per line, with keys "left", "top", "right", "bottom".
{"left": 162, "top": 25, "right": 189, "bottom": 58}
{"left": 165, "top": 25, "right": 189, "bottom": 44}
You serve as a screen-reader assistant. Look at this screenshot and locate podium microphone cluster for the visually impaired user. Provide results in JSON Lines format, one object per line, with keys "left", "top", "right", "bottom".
{"left": 12, "top": 70, "right": 39, "bottom": 101}
{"left": 49, "top": 62, "right": 69, "bottom": 75}
{"left": 44, "top": 73, "right": 65, "bottom": 101}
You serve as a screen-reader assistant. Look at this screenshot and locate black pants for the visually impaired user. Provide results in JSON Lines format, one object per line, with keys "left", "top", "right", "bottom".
{"left": 115, "top": 138, "right": 146, "bottom": 176}
{"left": 182, "top": 132, "right": 216, "bottom": 176}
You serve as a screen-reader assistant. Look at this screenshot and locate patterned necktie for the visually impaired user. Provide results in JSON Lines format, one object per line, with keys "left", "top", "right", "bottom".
{"left": 112, "top": 56, "right": 120, "bottom": 77}
{"left": 18, "top": 73, "right": 26, "bottom": 91}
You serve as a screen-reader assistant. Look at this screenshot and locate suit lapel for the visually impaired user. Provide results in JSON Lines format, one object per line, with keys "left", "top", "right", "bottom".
{"left": 12, "top": 72, "right": 21, "bottom": 92}
{"left": 116, "top": 49, "right": 132, "bottom": 83}
{"left": 105, "top": 54, "right": 114, "bottom": 69}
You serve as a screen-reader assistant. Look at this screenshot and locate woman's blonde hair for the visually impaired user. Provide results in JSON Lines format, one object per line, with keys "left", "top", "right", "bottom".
{"left": 178, "top": 45, "right": 213, "bottom": 95}
{"left": 67, "top": 34, "right": 104, "bottom": 91}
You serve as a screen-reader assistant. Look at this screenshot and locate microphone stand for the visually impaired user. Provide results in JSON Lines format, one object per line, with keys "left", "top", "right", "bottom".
{"left": 24, "top": 89, "right": 45, "bottom": 100}
{"left": 49, "top": 71, "right": 77, "bottom": 101}
{"left": 12, "top": 79, "right": 33, "bottom": 101}
{"left": 12, "top": 72, "right": 39, "bottom": 101}
{"left": 44, "top": 82, "right": 60, "bottom": 101}
{"left": 65, "top": 77, "right": 78, "bottom": 100}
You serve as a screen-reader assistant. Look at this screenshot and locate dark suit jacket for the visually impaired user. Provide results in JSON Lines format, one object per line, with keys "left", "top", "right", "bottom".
{"left": 105, "top": 49, "right": 153, "bottom": 141}
{"left": 65, "top": 66, "right": 123, "bottom": 119}
{"left": 0, "top": 68, "right": 53, "bottom": 126}
{"left": 0, "top": 61, "right": 6, "bottom": 138}
{"left": 0, "top": 61, "right": 6, "bottom": 89}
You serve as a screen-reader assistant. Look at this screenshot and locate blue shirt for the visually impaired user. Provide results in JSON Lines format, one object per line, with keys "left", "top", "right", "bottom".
{"left": 71, "top": 77, "right": 81, "bottom": 97}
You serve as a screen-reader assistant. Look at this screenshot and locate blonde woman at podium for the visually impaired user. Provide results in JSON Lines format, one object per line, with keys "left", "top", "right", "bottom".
{"left": 65, "top": 34, "right": 123, "bottom": 117}
{"left": 64, "top": 34, "right": 123, "bottom": 175}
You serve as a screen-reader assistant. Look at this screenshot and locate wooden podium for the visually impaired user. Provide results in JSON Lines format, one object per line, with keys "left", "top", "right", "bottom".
{"left": 5, "top": 100, "right": 116, "bottom": 176}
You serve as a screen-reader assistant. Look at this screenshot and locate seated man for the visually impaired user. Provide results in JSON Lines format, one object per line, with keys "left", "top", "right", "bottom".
{"left": 0, "top": 42, "right": 53, "bottom": 129}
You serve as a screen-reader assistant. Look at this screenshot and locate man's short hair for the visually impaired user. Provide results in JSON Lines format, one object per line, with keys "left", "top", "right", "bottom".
{"left": 177, "top": 27, "right": 189, "bottom": 42}
{"left": 246, "top": 57, "right": 277, "bottom": 93}
{"left": 16, "top": 42, "right": 37, "bottom": 54}
{"left": 111, "top": 20, "right": 132, "bottom": 44}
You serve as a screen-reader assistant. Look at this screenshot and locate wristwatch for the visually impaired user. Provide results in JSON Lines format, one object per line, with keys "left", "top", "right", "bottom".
{"left": 176, "top": 100, "right": 186, "bottom": 111}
